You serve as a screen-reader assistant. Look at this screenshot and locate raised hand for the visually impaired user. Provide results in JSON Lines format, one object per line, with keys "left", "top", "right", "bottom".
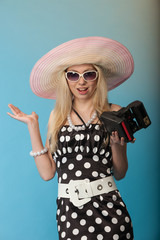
{"left": 7, "top": 104, "right": 39, "bottom": 126}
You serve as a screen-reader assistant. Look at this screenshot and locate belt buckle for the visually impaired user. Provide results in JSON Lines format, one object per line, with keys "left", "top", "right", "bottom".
{"left": 68, "top": 180, "right": 91, "bottom": 207}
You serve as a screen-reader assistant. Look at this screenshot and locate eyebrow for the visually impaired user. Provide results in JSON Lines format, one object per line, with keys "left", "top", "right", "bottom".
{"left": 67, "top": 68, "right": 95, "bottom": 72}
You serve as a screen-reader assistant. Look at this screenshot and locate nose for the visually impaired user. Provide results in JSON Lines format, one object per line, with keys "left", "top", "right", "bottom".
{"left": 78, "top": 76, "right": 86, "bottom": 85}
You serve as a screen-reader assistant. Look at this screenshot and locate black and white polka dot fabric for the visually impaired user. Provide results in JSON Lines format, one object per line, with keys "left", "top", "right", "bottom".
{"left": 53, "top": 124, "right": 134, "bottom": 240}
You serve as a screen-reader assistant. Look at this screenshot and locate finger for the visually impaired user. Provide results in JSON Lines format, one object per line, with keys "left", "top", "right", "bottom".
{"left": 12, "top": 105, "right": 21, "bottom": 114}
{"left": 112, "top": 131, "right": 119, "bottom": 137}
{"left": 113, "top": 131, "right": 120, "bottom": 142}
{"left": 111, "top": 131, "right": 115, "bottom": 137}
{"left": 7, "top": 112, "right": 27, "bottom": 123}
{"left": 8, "top": 104, "right": 21, "bottom": 115}
{"left": 32, "top": 111, "right": 37, "bottom": 116}
{"left": 131, "top": 138, "right": 136, "bottom": 143}
{"left": 32, "top": 112, "right": 39, "bottom": 120}
{"left": 8, "top": 104, "right": 17, "bottom": 114}
{"left": 8, "top": 104, "right": 17, "bottom": 111}
{"left": 111, "top": 132, "right": 120, "bottom": 144}
{"left": 120, "top": 137, "right": 125, "bottom": 146}
{"left": 114, "top": 131, "right": 119, "bottom": 138}
{"left": 7, "top": 112, "right": 20, "bottom": 120}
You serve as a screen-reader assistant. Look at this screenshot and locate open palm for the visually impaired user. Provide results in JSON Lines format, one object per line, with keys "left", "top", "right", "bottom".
{"left": 7, "top": 104, "right": 38, "bottom": 125}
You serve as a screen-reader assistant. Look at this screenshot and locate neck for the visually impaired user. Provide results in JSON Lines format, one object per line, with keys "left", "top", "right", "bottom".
{"left": 73, "top": 99, "right": 95, "bottom": 115}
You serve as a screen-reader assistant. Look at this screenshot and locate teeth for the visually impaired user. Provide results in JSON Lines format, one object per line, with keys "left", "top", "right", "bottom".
{"left": 78, "top": 88, "right": 87, "bottom": 91}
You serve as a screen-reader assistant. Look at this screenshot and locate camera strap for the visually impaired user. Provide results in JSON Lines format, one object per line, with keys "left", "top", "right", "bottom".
{"left": 72, "top": 108, "right": 87, "bottom": 127}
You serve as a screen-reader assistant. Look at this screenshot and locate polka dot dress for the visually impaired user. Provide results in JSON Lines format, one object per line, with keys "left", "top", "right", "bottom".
{"left": 53, "top": 124, "right": 134, "bottom": 240}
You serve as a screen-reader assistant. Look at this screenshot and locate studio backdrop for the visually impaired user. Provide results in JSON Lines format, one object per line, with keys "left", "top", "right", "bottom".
{"left": 0, "top": 0, "right": 159, "bottom": 240}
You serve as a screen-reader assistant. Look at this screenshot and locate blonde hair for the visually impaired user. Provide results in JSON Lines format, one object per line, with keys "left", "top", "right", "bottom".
{"left": 48, "top": 65, "right": 110, "bottom": 153}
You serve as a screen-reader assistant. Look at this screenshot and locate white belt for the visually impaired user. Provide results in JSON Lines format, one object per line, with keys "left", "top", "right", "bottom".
{"left": 58, "top": 176, "right": 117, "bottom": 207}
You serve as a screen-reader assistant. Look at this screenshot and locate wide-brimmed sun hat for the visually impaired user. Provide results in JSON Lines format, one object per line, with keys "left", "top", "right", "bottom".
{"left": 30, "top": 36, "right": 134, "bottom": 99}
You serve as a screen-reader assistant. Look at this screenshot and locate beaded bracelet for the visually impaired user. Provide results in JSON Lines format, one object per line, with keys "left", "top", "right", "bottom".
{"left": 30, "top": 147, "right": 48, "bottom": 157}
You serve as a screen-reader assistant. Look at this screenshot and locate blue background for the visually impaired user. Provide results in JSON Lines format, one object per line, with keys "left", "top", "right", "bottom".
{"left": 0, "top": 0, "right": 159, "bottom": 239}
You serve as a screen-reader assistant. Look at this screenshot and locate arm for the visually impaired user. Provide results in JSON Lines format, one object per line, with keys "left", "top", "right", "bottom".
{"left": 110, "top": 104, "right": 128, "bottom": 180}
{"left": 7, "top": 104, "right": 56, "bottom": 181}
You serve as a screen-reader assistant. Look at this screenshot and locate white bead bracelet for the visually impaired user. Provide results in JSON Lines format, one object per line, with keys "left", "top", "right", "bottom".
{"left": 30, "top": 147, "right": 48, "bottom": 157}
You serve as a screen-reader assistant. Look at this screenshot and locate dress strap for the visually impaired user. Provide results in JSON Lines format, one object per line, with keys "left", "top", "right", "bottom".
{"left": 72, "top": 108, "right": 86, "bottom": 127}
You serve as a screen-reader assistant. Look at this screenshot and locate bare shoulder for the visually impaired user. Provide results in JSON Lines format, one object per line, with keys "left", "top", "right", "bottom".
{"left": 48, "top": 110, "right": 54, "bottom": 121}
{"left": 110, "top": 103, "right": 122, "bottom": 111}
{"left": 50, "top": 109, "right": 54, "bottom": 116}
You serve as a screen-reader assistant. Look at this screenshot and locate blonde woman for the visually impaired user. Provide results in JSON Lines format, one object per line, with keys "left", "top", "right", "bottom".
{"left": 8, "top": 37, "right": 134, "bottom": 240}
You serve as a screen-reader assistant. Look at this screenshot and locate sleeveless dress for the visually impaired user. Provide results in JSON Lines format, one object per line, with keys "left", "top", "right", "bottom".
{"left": 52, "top": 123, "right": 134, "bottom": 240}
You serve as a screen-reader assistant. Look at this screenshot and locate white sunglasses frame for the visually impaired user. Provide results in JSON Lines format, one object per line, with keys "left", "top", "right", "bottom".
{"left": 65, "top": 70, "right": 98, "bottom": 82}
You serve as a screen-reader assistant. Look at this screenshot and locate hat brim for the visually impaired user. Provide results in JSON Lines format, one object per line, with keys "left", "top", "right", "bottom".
{"left": 30, "top": 36, "right": 134, "bottom": 99}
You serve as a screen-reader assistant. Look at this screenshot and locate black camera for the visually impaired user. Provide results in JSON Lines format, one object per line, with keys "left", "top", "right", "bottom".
{"left": 100, "top": 101, "right": 151, "bottom": 142}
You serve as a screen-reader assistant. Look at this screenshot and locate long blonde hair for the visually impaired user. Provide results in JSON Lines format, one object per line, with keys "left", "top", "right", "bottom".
{"left": 47, "top": 64, "right": 110, "bottom": 153}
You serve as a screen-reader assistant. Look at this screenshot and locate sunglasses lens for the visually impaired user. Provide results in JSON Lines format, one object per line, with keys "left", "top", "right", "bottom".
{"left": 84, "top": 71, "right": 97, "bottom": 81}
{"left": 67, "top": 72, "right": 79, "bottom": 81}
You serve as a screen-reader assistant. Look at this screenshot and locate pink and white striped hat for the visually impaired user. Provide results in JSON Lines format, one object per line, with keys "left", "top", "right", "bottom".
{"left": 30, "top": 36, "right": 134, "bottom": 99}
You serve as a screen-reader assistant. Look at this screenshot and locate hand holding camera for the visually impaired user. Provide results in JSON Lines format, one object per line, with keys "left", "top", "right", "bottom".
{"left": 100, "top": 101, "right": 151, "bottom": 143}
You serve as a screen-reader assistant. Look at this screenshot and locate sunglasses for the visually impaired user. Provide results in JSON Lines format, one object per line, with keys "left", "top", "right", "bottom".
{"left": 65, "top": 70, "right": 98, "bottom": 82}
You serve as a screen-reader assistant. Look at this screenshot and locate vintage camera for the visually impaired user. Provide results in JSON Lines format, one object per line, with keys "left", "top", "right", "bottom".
{"left": 100, "top": 101, "right": 151, "bottom": 142}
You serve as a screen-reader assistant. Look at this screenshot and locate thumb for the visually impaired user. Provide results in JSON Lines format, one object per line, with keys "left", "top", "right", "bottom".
{"left": 32, "top": 111, "right": 39, "bottom": 119}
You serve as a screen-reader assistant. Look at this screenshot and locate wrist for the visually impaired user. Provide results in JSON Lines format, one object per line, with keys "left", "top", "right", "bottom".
{"left": 27, "top": 118, "right": 39, "bottom": 131}
{"left": 30, "top": 147, "right": 48, "bottom": 157}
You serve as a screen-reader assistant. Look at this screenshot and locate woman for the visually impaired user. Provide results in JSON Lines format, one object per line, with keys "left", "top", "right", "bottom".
{"left": 8, "top": 37, "right": 134, "bottom": 240}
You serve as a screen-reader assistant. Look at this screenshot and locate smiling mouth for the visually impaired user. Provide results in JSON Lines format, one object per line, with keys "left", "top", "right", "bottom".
{"left": 77, "top": 88, "right": 88, "bottom": 94}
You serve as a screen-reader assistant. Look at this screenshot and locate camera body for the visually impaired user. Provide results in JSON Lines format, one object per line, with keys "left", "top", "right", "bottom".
{"left": 100, "top": 101, "right": 151, "bottom": 142}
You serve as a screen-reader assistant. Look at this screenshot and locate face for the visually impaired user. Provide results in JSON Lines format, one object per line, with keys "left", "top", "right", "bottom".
{"left": 65, "top": 64, "right": 98, "bottom": 101}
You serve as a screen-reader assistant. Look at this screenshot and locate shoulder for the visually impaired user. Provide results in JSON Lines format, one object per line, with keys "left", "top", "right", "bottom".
{"left": 49, "top": 110, "right": 54, "bottom": 117}
{"left": 110, "top": 103, "right": 122, "bottom": 111}
{"left": 48, "top": 110, "right": 54, "bottom": 123}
